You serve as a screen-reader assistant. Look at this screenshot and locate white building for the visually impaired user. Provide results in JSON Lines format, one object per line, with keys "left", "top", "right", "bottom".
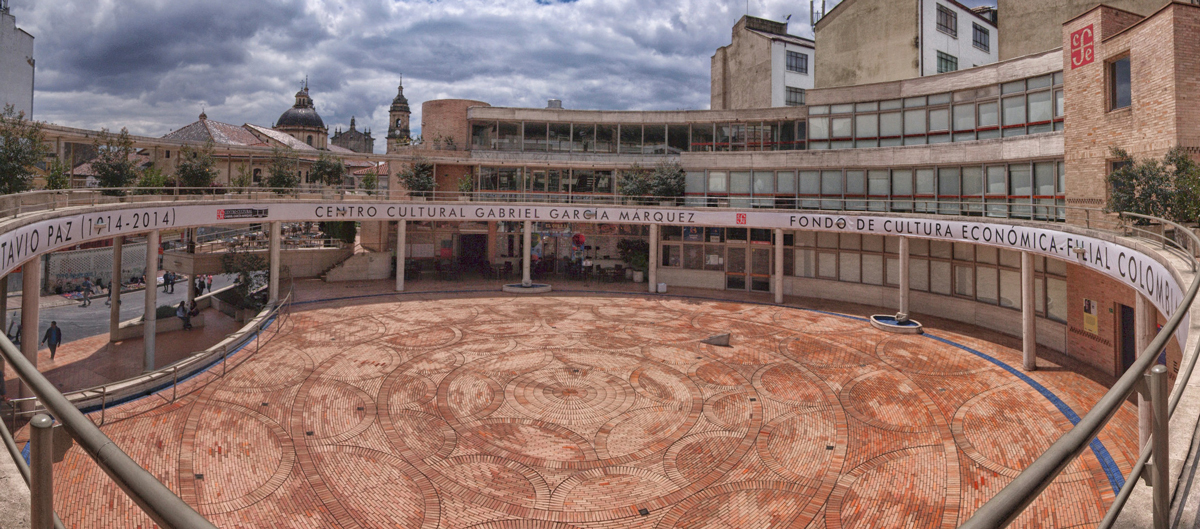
{"left": 712, "top": 16, "right": 815, "bottom": 110}
{"left": 919, "top": 0, "right": 998, "bottom": 76}
{"left": 0, "top": 1, "right": 34, "bottom": 118}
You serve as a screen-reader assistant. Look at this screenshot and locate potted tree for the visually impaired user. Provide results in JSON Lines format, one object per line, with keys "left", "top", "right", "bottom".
{"left": 457, "top": 173, "right": 474, "bottom": 200}
{"left": 650, "top": 160, "right": 686, "bottom": 207}
{"left": 618, "top": 239, "right": 650, "bottom": 283}
{"left": 398, "top": 156, "right": 434, "bottom": 200}
{"left": 617, "top": 164, "right": 651, "bottom": 205}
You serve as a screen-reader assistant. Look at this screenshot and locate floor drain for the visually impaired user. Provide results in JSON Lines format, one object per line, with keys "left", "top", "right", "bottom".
{"left": 356, "top": 407, "right": 364, "bottom": 411}
{"left": 261, "top": 402, "right": 268, "bottom": 407}
{"left": 305, "top": 431, "right": 314, "bottom": 436}
{"left": 749, "top": 398, "right": 757, "bottom": 402}
{"left": 638, "top": 508, "right": 650, "bottom": 516}
{"left": 195, "top": 474, "right": 204, "bottom": 480}
{"left": 826, "top": 445, "right": 834, "bottom": 450}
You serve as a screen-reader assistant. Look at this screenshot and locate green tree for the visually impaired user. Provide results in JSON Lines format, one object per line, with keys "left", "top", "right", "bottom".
{"left": 360, "top": 170, "right": 379, "bottom": 196}
{"left": 318, "top": 221, "right": 358, "bottom": 245}
{"left": 231, "top": 163, "right": 252, "bottom": 191}
{"left": 266, "top": 148, "right": 299, "bottom": 194}
{"left": 175, "top": 141, "right": 218, "bottom": 193}
{"left": 221, "top": 249, "right": 268, "bottom": 310}
{"left": 133, "top": 167, "right": 169, "bottom": 195}
{"left": 397, "top": 156, "right": 434, "bottom": 197}
{"left": 310, "top": 152, "right": 346, "bottom": 187}
{"left": 1106, "top": 146, "right": 1200, "bottom": 224}
{"left": 617, "top": 163, "right": 652, "bottom": 200}
{"left": 44, "top": 158, "right": 72, "bottom": 190}
{"left": 0, "top": 104, "right": 45, "bottom": 195}
{"left": 650, "top": 160, "right": 686, "bottom": 199}
{"left": 91, "top": 128, "right": 138, "bottom": 195}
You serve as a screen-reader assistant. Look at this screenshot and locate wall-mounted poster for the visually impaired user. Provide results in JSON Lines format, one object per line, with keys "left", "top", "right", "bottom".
{"left": 683, "top": 227, "right": 704, "bottom": 242}
{"left": 1083, "top": 298, "right": 1099, "bottom": 335}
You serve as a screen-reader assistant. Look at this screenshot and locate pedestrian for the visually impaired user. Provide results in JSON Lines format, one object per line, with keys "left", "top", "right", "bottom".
{"left": 80, "top": 277, "right": 94, "bottom": 307}
{"left": 205, "top": 275, "right": 212, "bottom": 293}
{"left": 176, "top": 301, "right": 192, "bottom": 330}
{"left": 194, "top": 276, "right": 203, "bottom": 297}
{"left": 163, "top": 271, "right": 171, "bottom": 293}
{"left": 41, "top": 321, "right": 62, "bottom": 360}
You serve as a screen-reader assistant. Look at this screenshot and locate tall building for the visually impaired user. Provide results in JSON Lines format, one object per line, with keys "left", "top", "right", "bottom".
{"left": 997, "top": 0, "right": 1167, "bottom": 60}
{"left": 0, "top": 0, "right": 34, "bottom": 117}
{"left": 813, "top": 0, "right": 998, "bottom": 88}
{"left": 386, "top": 77, "right": 412, "bottom": 152}
{"left": 711, "top": 16, "right": 815, "bottom": 110}
{"left": 331, "top": 117, "right": 375, "bottom": 154}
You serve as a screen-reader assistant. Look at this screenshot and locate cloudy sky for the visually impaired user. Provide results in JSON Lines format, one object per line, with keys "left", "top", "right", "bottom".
{"left": 11, "top": 0, "right": 993, "bottom": 153}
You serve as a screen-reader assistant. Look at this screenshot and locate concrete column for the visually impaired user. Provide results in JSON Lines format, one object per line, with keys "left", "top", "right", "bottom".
{"left": 19, "top": 258, "right": 39, "bottom": 407}
{"left": 522, "top": 220, "right": 532, "bottom": 287}
{"left": 29, "top": 414, "right": 53, "bottom": 529}
{"left": 774, "top": 228, "right": 784, "bottom": 304}
{"left": 1136, "top": 293, "right": 1158, "bottom": 449}
{"left": 143, "top": 230, "right": 159, "bottom": 372}
{"left": 0, "top": 275, "right": 6, "bottom": 398}
{"left": 1021, "top": 251, "right": 1037, "bottom": 371}
{"left": 896, "top": 237, "right": 910, "bottom": 323}
{"left": 648, "top": 224, "right": 659, "bottom": 294}
{"left": 109, "top": 236, "right": 123, "bottom": 342}
{"left": 268, "top": 221, "right": 281, "bottom": 303}
{"left": 395, "top": 220, "right": 407, "bottom": 292}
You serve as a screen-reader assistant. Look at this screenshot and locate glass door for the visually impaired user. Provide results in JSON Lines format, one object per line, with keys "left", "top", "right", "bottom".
{"left": 750, "top": 247, "right": 772, "bottom": 292}
{"left": 726, "top": 246, "right": 747, "bottom": 290}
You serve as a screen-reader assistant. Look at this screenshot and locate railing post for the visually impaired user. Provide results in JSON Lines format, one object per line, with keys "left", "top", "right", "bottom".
{"left": 100, "top": 386, "right": 106, "bottom": 426}
{"left": 172, "top": 366, "right": 178, "bottom": 403}
{"left": 29, "top": 414, "right": 54, "bottom": 529}
{"left": 1150, "top": 364, "right": 1169, "bottom": 529}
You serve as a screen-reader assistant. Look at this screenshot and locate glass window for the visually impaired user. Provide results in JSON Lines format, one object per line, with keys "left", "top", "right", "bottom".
{"left": 986, "top": 166, "right": 1006, "bottom": 194}
{"left": 498, "top": 122, "right": 521, "bottom": 151}
{"left": 1111, "top": 57, "right": 1131, "bottom": 110}
{"left": 978, "top": 102, "right": 999, "bottom": 127}
{"left": 786, "top": 88, "right": 806, "bottom": 106}
{"left": 999, "top": 269, "right": 1021, "bottom": 308}
{"left": 868, "top": 170, "right": 890, "bottom": 195}
{"left": 855, "top": 114, "right": 878, "bottom": 138}
{"left": 937, "top": 51, "right": 958, "bottom": 74}
{"left": 787, "top": 51, "right": 809, "bottom": 73}
{"left": 753, "top": 172, "right": 774, "bottom": 194}
{"left": 910, "top": 259, "right": 929, "bottom": 291}
{"left": 1002, "top": 96, "right": 1026, "bottom": 126}
{"left": 892, "top": 169, "right": 913, "bottom": 195}
{"left": 954, "top": 242, "right": 973, "bottom": 261}
{"left": 976, "top": 246, "right": 997, "bottom": 264}
{"left": 548, "top": 123, "right": 571, "bottom": 152}
{"left": 1001, "top": 80, "right": 1025, "bottom": 94}
{"left": 595, "top": 124, "right": 616, "bottom": 153}
{"left": 880, "top": 112, "right": 902, "bottom": 137}
{"left": 955, "top": 265, "right": 974, "bottom": 296}
{"left": 730, "top": 172, "right": 751, "bottom": 194}
{"left": 840, "top": 253, "right": 861, "bottom": 283}
{"left": 662, "top": 245, "right": 680, "bottom": 267}
{"left": 1009, "top": 164, "right": 1032, "bottom": 196}
{"left": 999, "top": 249, "right": 1021, "bottom": 268}
{"left": 472, "top": 121, "right": 496, "bottom": 149}
{"left": 704, "top": 246, "right": 724, "bottom": 271}
{"left": 1055, "top": 90, "right": 1064, "bottom": 118}
{"left": 832, "top": 117, "right": 852, "bottom": 138}
{"left": 938, "top": 168, "right": 960, "bottom": 195}
{"left": 667, "top": 124, "right": 689, "bottom": 153}
{"left": 809, "top": 118, "right": 829, "bottom": 140}
{"left": 936, "top": 5, "right": 958, "bottom": 37}
{"left": 795, "top": 249, "right": 816, "bottom": 277}
{"left": 821, "top": 171, "right": 842, "bottom": 195}
{"left": 643, "top": 125, "right": 666, "bottom": 154}
{"left": 1034, "top": 162, "right": 1056, "bottom": 195}
{"left": 619, "top": 124, "right": 642, "bottom": 153}
{"left": 931, "top": 261, "right": 952, "bottom": 294}
{"left": 1028, "top": 91, "right": 1053, "bottom": 122}
{"left": 777, "top": 171, "right": 796, "bottom": 194}
{"left": 856, "top": 102, "right": 879, "bottom": 112}
{"left": 977, "top": 267, "right": 999, "bottom": 304}
{"left": 904, "top": 109, "right": 926, "bottom": 135}
{"left": 708, "top": 172, "right": 727, "bottom": 193}
{"left": 953, "top": 104, "right": 975, "bottom": 130}
{"left": 929, "top": 108, "right": 950, "bottom": 132}
{"left": 973, "top": 23, "right": 990, "bottom": 52}
{"left": 916, "top": 169, "right": 936, "bottom": 194}
{"left": 930, "top": 240, "right": 952, "bottom": 259}
{"left": 523, "top": 122, "right": 547, "bottom": 151}
{"left": 685, "top": 172, "right": 705, "bottom": 194}
{"left": 799, "top": 171, "right": 820, "bottom": 194}
{"left": 831, "top": 104, "right": 854, "bottom": 114}
{"left": 862, "top": 254, "right": 884, "bottom": 285}
{"left": 846, "top": 171, "right": 866, "bottom": 195}
{"left": 962, "top": 166, "right": 983, "bottom": 195}
{"left": 863, "top": 234, "right": 884, "bottom": 252}
{"left": 691, "top": 123, "right": 713, "bottom": 152}
{"left": 817, "top": 252, "right": 838, "bottom": 279}
{"left": 1047, "top": 277, "right": 1067, "bottom": 322}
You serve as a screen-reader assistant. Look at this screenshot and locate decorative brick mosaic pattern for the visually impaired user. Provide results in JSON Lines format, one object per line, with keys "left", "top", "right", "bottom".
{"left": 51, "top": 295, "right": 1138, "bottom": 528}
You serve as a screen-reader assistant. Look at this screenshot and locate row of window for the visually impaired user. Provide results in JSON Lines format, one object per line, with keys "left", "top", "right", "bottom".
{"left": 935, "top": 4, "right": 991, "bottom": 53}
{"left": 657, "top": 229, "right": 1068, "bottom": 322}
{"left": 470, "top": 121, "right": 807, "bottom": 153}
{"left": 806, "top": 72, "right": 1064, "bottom": 149}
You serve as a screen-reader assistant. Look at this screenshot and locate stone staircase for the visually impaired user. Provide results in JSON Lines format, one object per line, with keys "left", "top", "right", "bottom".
{"left": 322, "top": 250, "right": 394, "bottom": 282}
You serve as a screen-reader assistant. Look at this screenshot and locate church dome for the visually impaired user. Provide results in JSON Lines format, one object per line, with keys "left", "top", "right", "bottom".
{"left": 276, "top": 86, "right": 326, "bottom": 130}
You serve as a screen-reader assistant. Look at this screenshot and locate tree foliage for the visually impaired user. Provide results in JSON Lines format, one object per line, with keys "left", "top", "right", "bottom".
{"left": 175, "top": 141, "right": 218, "bottom": 192}
{"left": 133, "top": 167, "right": 170, "bottom": 195}
{"left": 319, "top": 221, "right": 358, "bottom": 245}
{"left": 650, "top": 160, "right": 686, "bottom": 198}
{"left": 310, "top": 152, "right": 347, "bottom": 187}
{"left": 231, "top": 163, "right": 252, "bottom": 191}
{"left": 360, "top": 170, "right": 379, "bottom": 195}
{"left": 1106, "top": 146, "right": 1200, "bottom": 224}
{"left": 266, "top": 148, "right": 299, "bottom": 194}
{"left": 91, "top": 128, "right": 138, "bottom": 195}
{"left": 44, "top": 158, "right": 71, "bottom": 190}
{"left": 398, "top": 156, "right": 434, "bottom": 197}
{"left": 617, "top": 164, "right": 652, "bottom": 199}
{"left": 221, "top": 249, "right": 268, "bottom": 310}
{"left": 0, "top": 104, "right": 45, "bottom": 195}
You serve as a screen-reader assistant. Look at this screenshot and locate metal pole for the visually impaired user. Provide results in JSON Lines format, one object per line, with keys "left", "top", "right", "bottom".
{"left": 172, "top": 366, "right": 178, "bottom": 403}
{"left": 30, "top": 414, "right": 53, "bottom": 529}
{"left": 100, "top": 386, "right": 106, "bottom": 426}
{"left": 1137, "top": 294, "right": 1156, "bottom": 449}
{"left": 1149, "top": 364, "right": 1168, "bottom": 529}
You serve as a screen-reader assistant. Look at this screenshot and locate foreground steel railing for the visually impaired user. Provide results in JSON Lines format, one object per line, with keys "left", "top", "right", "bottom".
{"left": 0, "top": 283, "right": 293, "bottom": 528}
{"left": 960, "top": 213, "right": 1200, "bottom": 529}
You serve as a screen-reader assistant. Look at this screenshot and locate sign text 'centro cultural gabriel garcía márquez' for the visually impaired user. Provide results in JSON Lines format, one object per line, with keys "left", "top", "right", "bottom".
{"left": 0, "top": 201, "right": 1187, "bottom": 346}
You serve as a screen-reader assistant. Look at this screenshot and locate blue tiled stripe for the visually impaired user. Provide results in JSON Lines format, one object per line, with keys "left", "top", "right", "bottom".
{"left": 923, "top": 334, "right": 1125, "bottom": 494}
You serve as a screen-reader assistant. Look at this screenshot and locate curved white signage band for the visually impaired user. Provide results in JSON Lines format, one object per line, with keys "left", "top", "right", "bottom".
{"left": 0, "top": 201, "right": 1186, "bottom": 349}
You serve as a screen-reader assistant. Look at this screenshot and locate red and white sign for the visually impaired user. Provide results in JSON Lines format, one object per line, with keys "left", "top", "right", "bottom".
{"left": 736, "top": 213, "right": 747, "bottom": 225}
{"left": 1070, "top": 25, "right": 1095, "bottom": 70}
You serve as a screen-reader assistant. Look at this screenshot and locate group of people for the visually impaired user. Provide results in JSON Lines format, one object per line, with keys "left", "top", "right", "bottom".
{"left": 176, "top": 300, "right": 200, "bottom": 330}
{"left": 194, "top": 274, "right": 213, "bottom": 297}
{"left": 77, "top": 277, "right": 104, "bottom": 307}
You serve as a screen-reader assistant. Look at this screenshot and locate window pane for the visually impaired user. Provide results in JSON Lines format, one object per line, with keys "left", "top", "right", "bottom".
{"left": 810, "top": 118, "right": 829, "bottom": 140}
{"left": 643, "top": 125, "right": 666, "bottom": 154}
{"left": 708, "top": 171, "right": 727, "bottom": 193}
{"left": 904, "top": 109, "right": 927, "bottom": 135}
{"left": 1002, "top": 96, "right": 1026, "bottom": 126}
{"left": 1047, "top": 277, "right": 1067, "bottom": 322}
{"left": 955, "top": 265, "right": 974, "bottom": 296}
{"left": 855, "top": 114, "right": 878, "bottom": 138}
{"left": 977, "top": 267, "right": 999, "bottom": 304}
{"left": 916, "top": 169, "right": 935, "bottom": 194}
{"left": 976, "top": 246, "right": 997, "bottom": 264}
{"left": 953, "top": 104, "right": 975, "bottom": 130}
{"left": 986, "top": 166, "right": 1006, "bottom": 194}
{"left": 999, "top": 269, "right": 1021, "bottom": 308}
{"left": 821, "top": 171, "right": 842, "bottom": 194}
{"left": 929, "top": 108, "right": 949, "bottom": 131}
{"left": 962, "top": 166, "right": 983, "bottom": 195}
{"left": 685, "top": 172, "right": 705, "bottom": 194}
{"left": 1009, "top": 164, "right": 1032, "bottom": 196}
{"left": 795, "top": 249, "right": 816, "bottom": 277}
{"left": 498, "top": 122, "right": 521, "bottom": 150}
{"left": 818, "top": 252, "right": 838, "bottom": 278}
{"left": 892, "top": 169, "right": 913, "bottom": 195}
{"left": 868, "top": 170, "right": 890, "bottom": 195}
{"left": 595, "top": 124, "right": 616, "bottom": 153}
{"left": 730, "top": 172, "right": 751, "bottom": 194}
{"left": 840, "top": 253, "right": 861, "bottom": 283}
{"left": 667, "top": 124, "right": 689, "bottom": 153}
{"left": 931, "top": 261, "right": 952, "bottom": 294}
{"left": 832, "top": 117, "right": 852, "bottom": 138}
{"left": 691, "top": 124, "right": 713, "bottom": 151}
{"left": 548, "top": 123, "right": 571, "bottom": 152}
{"left": 619, "top": 124, "right": 642, "bottom": 153}
{"left": 684, "top": 245, "right": 703, "bottom": 269}
{"left": 846, "top": 171, "right": 865, "bottom": 195}
{"left": 938, "top": 168, "right": 960, "bottom": 195}
{"left": 862, "top": 254, "right": 884, "bottom": 285}
{"left": 777, "top": 171, "right": 796, "bottom": 194}
{"left": 1034, "top": 162, "right": 1055, "bottom": 195}
{"left": 1028, "top": 91, "right": 1053, "bottom": 122}
{"left": 978, "top": 102, "right": 999, "bottom": 127}
{"left": 752, "top": 171, "right": 775, "bottom": 195}
{"left": 799, "top": 171, "right": 820, "bottom": 194}
{"left": 1111, "top": 57, "right": 1131, "bottom": 109}
{"left": 879, "top": 112, "right": 902, "bottom": 137}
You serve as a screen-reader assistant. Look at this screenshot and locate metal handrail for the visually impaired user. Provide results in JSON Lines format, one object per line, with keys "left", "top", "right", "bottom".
{"left": 960, "top": 213, "right": 1200, "bottom": 528}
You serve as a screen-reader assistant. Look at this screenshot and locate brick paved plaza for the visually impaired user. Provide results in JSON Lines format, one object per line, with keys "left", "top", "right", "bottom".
{"left": 48, "top": 294, "right": 1138, "bottom": 528}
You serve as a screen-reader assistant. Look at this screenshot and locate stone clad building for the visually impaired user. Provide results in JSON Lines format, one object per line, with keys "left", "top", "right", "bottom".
{"left": 0, "top": 1, "right": 34, "bottom": 118}
{"left": 711, "top": 16, "right": 815, "bottom": 110}
{"left": 331, "top": 117, "right": 375, "bottom": 154}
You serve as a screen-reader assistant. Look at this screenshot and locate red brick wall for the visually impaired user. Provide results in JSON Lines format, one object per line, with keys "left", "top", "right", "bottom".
{"left": 434, "top": 163, "right": 474, "bottom": 193}
{"left": 1066, "top": 263, "right": 1134, "bottom": 375}
{"left": 421, "top": 99, "right": 489, "bottom": 151}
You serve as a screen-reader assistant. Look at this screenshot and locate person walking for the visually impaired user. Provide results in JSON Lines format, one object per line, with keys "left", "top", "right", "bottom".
{"left": 205, "top": 275, "right": 213, "bottom": 294}
{"left": 80, "top": 277, "right": 94, "bottom": 307}
{"left": 194, "top": 276, "right": 203, "bottom": 297}
{"left": 7, "top": 313, "right": 20, "bottom": 346}
{"left": 41, "top": 321, "right": 62, "bottom": 360}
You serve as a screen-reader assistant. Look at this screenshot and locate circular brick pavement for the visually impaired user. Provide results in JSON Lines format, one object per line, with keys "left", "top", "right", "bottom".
{"left": 52, "top": 295, "right": 1139, "bottom": 528}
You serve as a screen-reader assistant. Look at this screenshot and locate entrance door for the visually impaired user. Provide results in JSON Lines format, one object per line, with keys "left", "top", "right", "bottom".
{"left": 1119, "top": 303, "right": 1137, "bottom": 372}
{"left": 726, "top": 247, "right": 747, "bottom": 290}
{"left": 459, "top": 234, "right": 489, "bottom": 275}
{"left": 750, "top": 247, "right": 772, "bottom": 292}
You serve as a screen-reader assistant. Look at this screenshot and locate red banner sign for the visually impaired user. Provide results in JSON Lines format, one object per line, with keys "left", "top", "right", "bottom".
{"left": 1070, "top": 25, "right": 1095, "bottom": 69}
